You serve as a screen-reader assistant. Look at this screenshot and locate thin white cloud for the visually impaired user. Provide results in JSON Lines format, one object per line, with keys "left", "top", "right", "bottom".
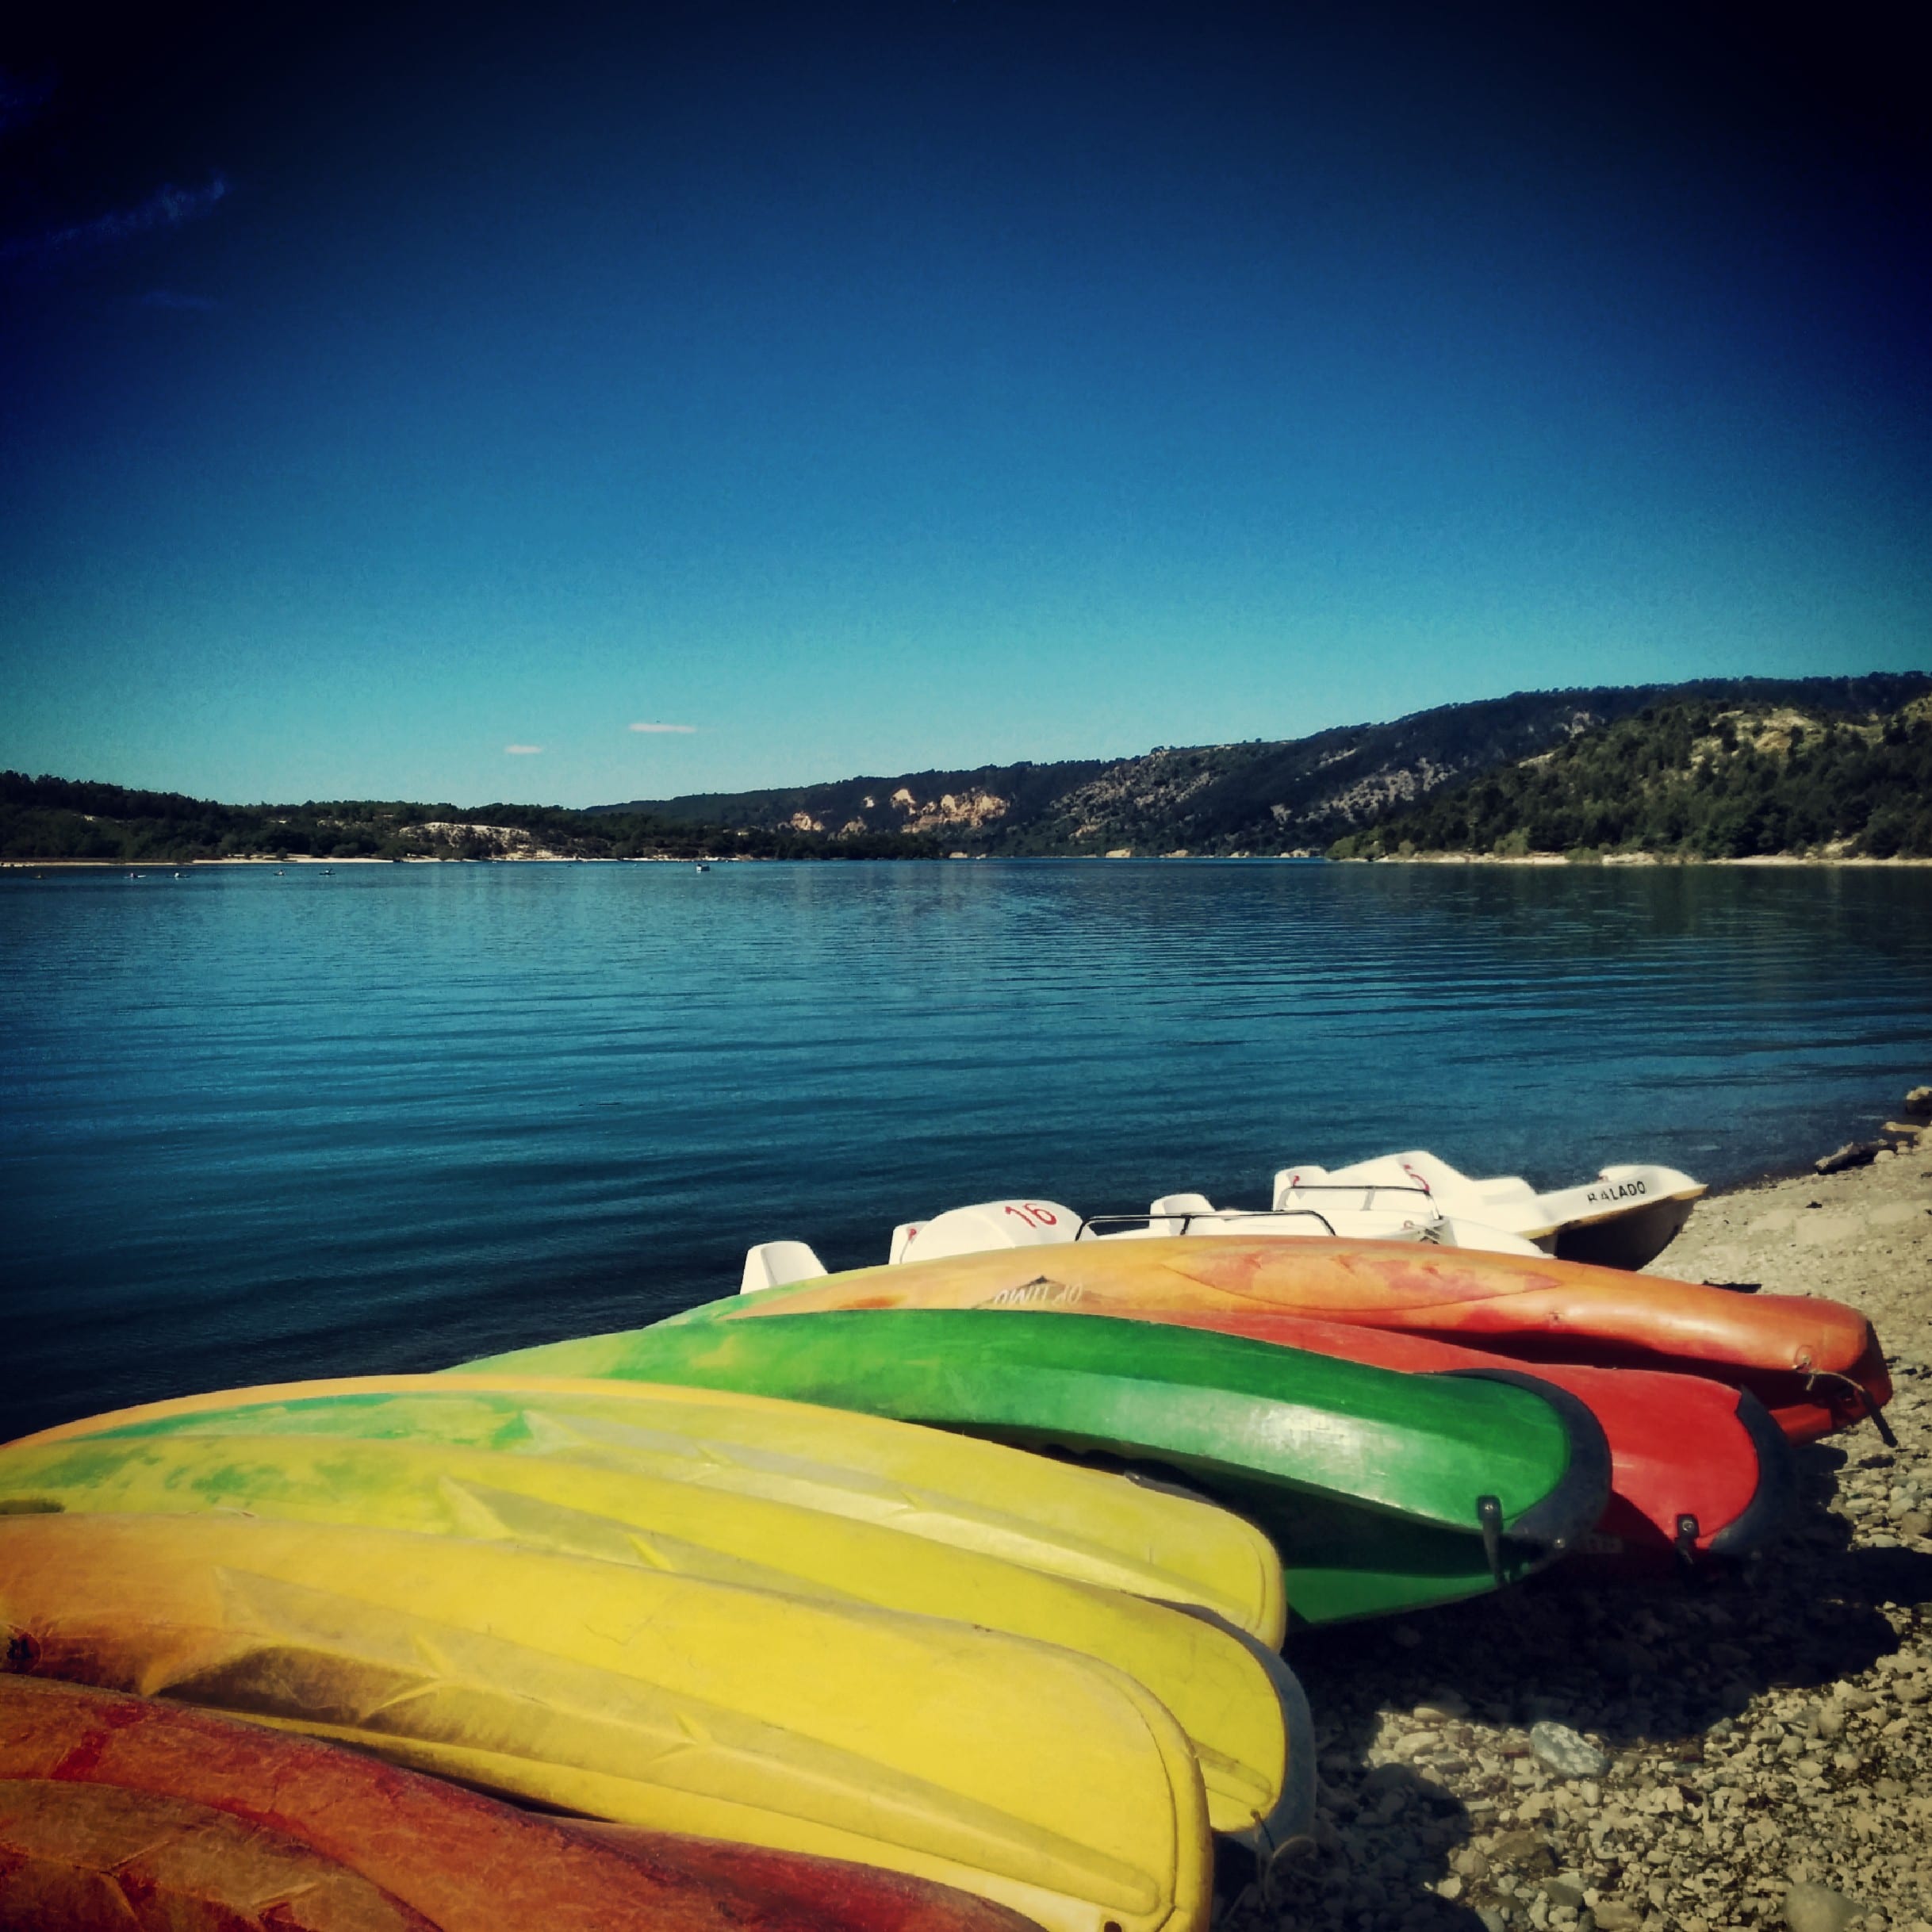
{"left": 504, "top": 744, "right": 544, "bottom": 755}
{"left": 2, "top": 174, "right": 229, "bottom": 265}
{"left": 628, "top": 721, "right": 697, "bottom": 734}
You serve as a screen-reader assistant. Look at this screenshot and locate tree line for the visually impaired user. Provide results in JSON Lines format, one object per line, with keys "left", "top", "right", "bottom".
{"left": 0, "top": 773, "right": 944, "bottom": 863}
{"left": 1326, "top": 701, "right": 1932, "bottom": 861}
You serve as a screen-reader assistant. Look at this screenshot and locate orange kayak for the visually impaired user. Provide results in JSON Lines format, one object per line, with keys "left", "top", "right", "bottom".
{"left": 688, "top": 1236, "right": 1888, "bottom": 1442}
{"left": 0, "top": 1676, "right": 1042, "bottom": 1932}
{"left": 0, "top": 1777, "right": 434, "bottom": 1932}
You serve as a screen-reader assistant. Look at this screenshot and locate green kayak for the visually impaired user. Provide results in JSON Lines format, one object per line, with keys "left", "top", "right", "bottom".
{"left": 458, "top": 1311, "right": 1611, "bottom": 1625}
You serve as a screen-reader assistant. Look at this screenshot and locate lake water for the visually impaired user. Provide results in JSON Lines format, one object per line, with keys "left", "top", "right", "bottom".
{"left": 5, "top": 859, "right": 1930, "bottom": 1442}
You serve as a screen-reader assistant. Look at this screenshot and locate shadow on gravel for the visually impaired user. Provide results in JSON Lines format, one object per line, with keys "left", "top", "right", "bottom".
{"left": 1243, "top": 1436, "right": 1932, "bottom": 1930}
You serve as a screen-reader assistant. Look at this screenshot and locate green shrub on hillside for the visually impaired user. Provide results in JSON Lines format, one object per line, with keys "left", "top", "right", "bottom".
{"left": 1328, "top": 701, "right": 1932, "bottom": 861}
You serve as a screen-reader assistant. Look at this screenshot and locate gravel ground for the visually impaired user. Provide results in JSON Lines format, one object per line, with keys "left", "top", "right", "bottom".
{"left": 1241, "top": 1093, "right": 1932, "bottom": 1932}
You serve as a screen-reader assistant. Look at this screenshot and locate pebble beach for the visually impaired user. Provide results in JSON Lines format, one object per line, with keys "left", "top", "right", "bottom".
{"left": 1249, "top": 1095, "right": 1932, "bottom": 1932}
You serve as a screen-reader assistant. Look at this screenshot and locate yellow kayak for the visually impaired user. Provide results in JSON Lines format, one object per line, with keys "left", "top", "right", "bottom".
{"left": 0, "top": 1512, "right": 1211, "bottom": 1932}
{"left": 10, "top": 1373, "right": 1284, "bottom": 1647}
{"left": 0, "top": 1430, "right": 1306, "bottom": 1851}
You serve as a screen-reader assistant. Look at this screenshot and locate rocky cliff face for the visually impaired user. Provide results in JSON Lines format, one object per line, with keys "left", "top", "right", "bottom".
{"left": 597, "top": 674, "right": 1932, "bottom": 857}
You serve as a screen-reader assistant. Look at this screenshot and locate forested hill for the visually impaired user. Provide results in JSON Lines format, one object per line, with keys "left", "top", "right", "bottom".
{"left": 602, "top": 673, "right": 1930, "bottom": 857}
{"left": 0, "top": 775, "right": 936, "bottom": 864}
{"left": 1327, "top": 695, "right": 1932, "bottom": 861}
{"left": 8, "top": 673, "right": 1927, "bottom": 863}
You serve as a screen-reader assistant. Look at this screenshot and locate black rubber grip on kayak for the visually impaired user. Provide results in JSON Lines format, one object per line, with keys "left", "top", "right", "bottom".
{"left": 1161, "top": 1601, "right": 1318, "bottom": 1867}
{"left": 1477, "top": 1494, "right": 1503, "bottom": 1581}
{"left": 1674, "top": 1515, "right": 1700, "bottom": 1566}
{"left": 1706, "top": 1386, "right": 1798, "bottom": 1558}
{"left": 1432, "top": 1368, "right": 1615, "bottom": 1556}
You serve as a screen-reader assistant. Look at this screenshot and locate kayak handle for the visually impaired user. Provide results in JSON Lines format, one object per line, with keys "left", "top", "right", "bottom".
{"left": 1805, "top": 1370, "right": 1896, "bottom": 1447}
{"left": 1476, "top": 1495, "right": 1503, "bottom": 1582}
{"left": 1673, "top": 1514, "right": 1700, "bottom": 1566}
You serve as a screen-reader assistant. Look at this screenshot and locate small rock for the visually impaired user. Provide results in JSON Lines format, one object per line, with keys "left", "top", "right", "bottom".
{"left": 1478, "top": 1911, "right": 1508, "bottom": 1932}
{"left": 1530, "top": 1721, "right": 1610, "bottom": 1778}
{"left": 1592, "top": 1906, "right": 1642, "bottom": 1931}
{"left": 1901, "top": 1511, "right": 1931, "bottom": 1539}
{"left": 1903, "top": 1083, "right": 1931, "bottom": 1117}
{"left": 1456, "top": 1848, "right": 1493, "bottom": 1879}
{"left": 1784, "top": 1882, "right": 1862, "bottom": 1932}
{"left": 1548, "top": 1881, "right": 1587, "bottom": 1909}
{"left": 1493, "top": 1828, "right": 1557, "bottom": 1875}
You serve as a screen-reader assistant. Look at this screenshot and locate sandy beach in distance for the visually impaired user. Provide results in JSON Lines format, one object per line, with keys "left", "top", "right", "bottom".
{"left": 1252, "top": 1093, "right": 1932, "bottom": 1932}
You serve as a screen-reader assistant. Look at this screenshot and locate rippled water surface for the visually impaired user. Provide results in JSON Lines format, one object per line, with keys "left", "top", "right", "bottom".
{"left": 5, "top": 859, "right": 1930, "bottom": 1439}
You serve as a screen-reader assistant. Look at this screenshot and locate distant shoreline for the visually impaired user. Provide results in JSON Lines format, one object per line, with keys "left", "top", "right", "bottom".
{"left": 8, "top": 850, "right": 1932, "bottom": 871}
{"left": 1333, "top": 851, "right": 1932, "bottom": 868}
{"left": 0, "top": 853, "right": 730, "bottom": 869}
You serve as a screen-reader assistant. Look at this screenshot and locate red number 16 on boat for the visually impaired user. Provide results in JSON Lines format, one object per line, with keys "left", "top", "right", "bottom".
{"left": 1003, "top": 1203, "right": 1060, "bottom": 1228}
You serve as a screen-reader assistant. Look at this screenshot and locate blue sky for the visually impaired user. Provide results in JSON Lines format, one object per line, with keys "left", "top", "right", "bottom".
{"left": 2, "top": 1, "right": 1926, "bottom": 807}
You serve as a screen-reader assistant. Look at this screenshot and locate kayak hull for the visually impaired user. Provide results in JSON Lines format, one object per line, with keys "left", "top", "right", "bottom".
{"left": 0, "top": 1677, "right": 1039, "bottom": 1932}
{"left": 8, "top": 1373, "right": 1283, "bottom": 1650}
{"left": 0, "top": 1428, "right": 1305, "bottom": 1851}
{"left": 0, "top": 1512, "right": 1213, "bottom": 1932}
{"left": 669, "top": 1237, "right": 1888, "bottom": 1441}
{"left": 0, "top": 1777, "right": 435, "bottom": 1932}
{"left": 1074, "top": 1309, "right": 1795, "bottom": 1566}
{"left": 1551, "top": 1192, "right": 1701, "bottom": 1271}
{"left": 458, "top": 1311, "right": 1612, "bottom": 1627}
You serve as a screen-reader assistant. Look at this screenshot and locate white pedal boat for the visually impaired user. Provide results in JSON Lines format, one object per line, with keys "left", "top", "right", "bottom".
{"left": 738, "top": 1187, "right": 1544, "bottom": 1294}
{"left": 1271, "top": 1150, "right": 1705, "bottom": 1271}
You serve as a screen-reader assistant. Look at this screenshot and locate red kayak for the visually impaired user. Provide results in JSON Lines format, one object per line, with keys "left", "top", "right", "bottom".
{"left": 713, "top": 1237, "right": 1891, "bottom": 1443}
{"left": 0, "top": 1677, "right": 1043, "bottom": 1932}
{"left": 1088, "top": 1309, "right": 1796, "bottom": 1567}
